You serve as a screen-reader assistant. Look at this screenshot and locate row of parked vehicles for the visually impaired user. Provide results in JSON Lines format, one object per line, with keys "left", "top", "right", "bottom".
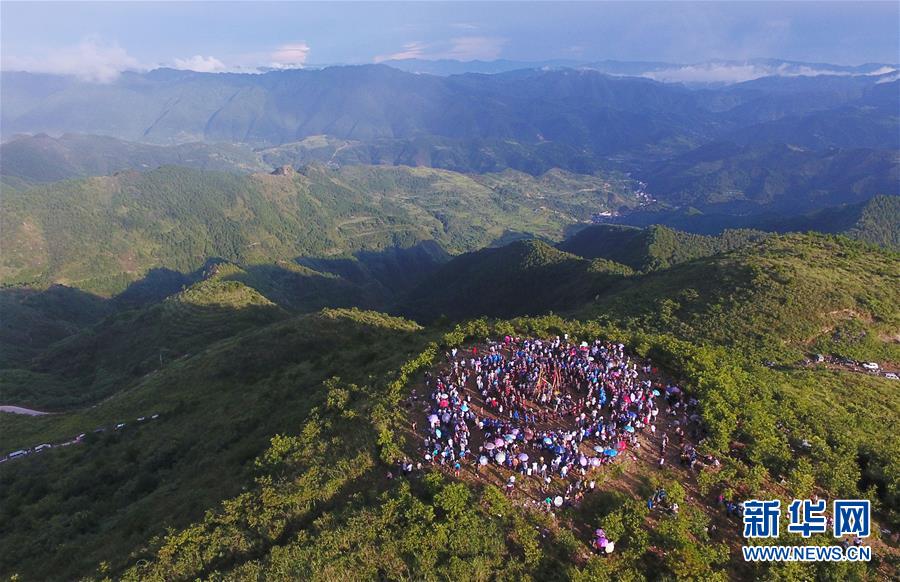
{"left": 1, "top": 413, "right": 160, "bottom": 463}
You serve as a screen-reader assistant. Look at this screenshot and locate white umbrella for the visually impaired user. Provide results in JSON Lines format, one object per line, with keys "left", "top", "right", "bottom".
{"left": 495, "top": 452, "right": 506, "bottom": 464}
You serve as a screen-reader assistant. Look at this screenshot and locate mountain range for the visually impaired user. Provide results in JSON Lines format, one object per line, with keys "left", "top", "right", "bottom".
{"left": 1, "top": 59, "right": 899, "bottom": 582}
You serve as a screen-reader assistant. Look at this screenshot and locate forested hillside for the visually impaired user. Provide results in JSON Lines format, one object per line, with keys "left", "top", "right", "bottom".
{"left": 0, "top": 164, "right": 636, "bottom": 293}
{"left": 2, "top": 233, "right": 896, "bottom": 581}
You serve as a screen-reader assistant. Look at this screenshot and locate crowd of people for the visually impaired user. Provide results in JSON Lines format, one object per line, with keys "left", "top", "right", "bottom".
{"left": 419, "top": 336, "right": 703, "bottom": 511}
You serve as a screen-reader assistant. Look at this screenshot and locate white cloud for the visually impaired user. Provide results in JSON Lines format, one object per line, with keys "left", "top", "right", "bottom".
{"left": 641, "top": 63, "right": 774, "bottom": 84}
{"left": 172, "top": 55, "right": 227, "bottom": 73}
{"left": 867, "top": 66, "right": 898, "bottom": 77}
{"left": 269, "top": 42, "right": 311, "bottom": 68}
{"left": 374, "top": 42, "right": 429, "bottom": 63}
{"left": 639, "top": 62, "right": 900, "bottom": 84}
{"left": 374, "top": 36, "right": 505, "bottom": 63}
{"left": 1, "top": 37, "right": 140, "bottom": 82}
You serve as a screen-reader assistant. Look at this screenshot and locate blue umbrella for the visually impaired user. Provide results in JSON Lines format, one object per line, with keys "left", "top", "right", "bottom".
{"left": 461, "top": 403, "right": 469, "bottom": 412}
{"left": 627, "top": 411, "right": 637, "bottom": 419}
{"left": 625, "top": 425, "right": 635, "bottom": 433}
{"left": 604, "top": 449, "right": 618, "bottom": 457}
{"left": 652, "top": 389, "right": 661, "bottom": 396}
{"left": 543, "top": 437, "right": 553, "bottom": 445}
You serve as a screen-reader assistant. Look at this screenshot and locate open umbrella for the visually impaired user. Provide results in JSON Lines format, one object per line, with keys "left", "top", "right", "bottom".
{"left": 593, "top": 445, "right": 604, "bottom": 453}
{"left": 652, "top": 389, "right": 660, "bottom": 396}
{"left": 427, "top": 414, "right": 439, "bottom": 425}
{"left": 604, "top": 449, "right": 618, "bottom": 457}
{"left": 479, "top": 455, "right": 488, "bottom": 466}
{"left": 579, "top": 456, "right": 588, "bottom": 467}
{"left": 517, "top": 453, "right": 529, "bottom": 462}
{"left": 624, "top": 425, "right": 635, "bottom": 433}
{"left": 543, "top": 437, "right": 553, "bottom": 446}
{"left": 494, "top": 437, "right": 505, "bottom": 448}
{"left": 627, "top": 411, "right": 637, "bottom": 419}
{"left": 504, "top": 434, "right": 515, "bottom": 443}
{"left": 605, "top": 541, "right": 615, "bottom": 554}
{"left": 461, "top": 403, "right": 469, "bottom": 412}
{"left": 524, "top": 428, "right": 534, "bottom": 439}
{"left": 554, "top": 496, "right": 563, "bottom": 507}
{"left": 495, "top": 452, "right": 506, "bottom": 464}
{"left": 484, "top": 441, "right": 496, "bottom": 451}
{"left": 590, "top": 457, "right": 602, "bottom": 467}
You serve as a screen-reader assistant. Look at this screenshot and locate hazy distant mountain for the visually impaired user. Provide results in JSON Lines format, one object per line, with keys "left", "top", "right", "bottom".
{"left": 2, "top": 65, "right": 896, "bottom": 218}
{"left": 383, "top": 57, "right": 897, "bottom": 84}
{"left": 3, "top": 65, "right": 894, "bottom": 158}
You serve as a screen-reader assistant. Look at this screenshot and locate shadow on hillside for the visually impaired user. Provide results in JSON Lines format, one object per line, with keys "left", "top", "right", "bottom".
{"left": 1, "top": 242, "right": 451, "bottom": 377}
{"left": 114, "top": 267, "right": 198, "bottom": 308}
{"left": 296, "top": 240, "right": 450, "bottom": 303}
{"left": 2, "top": 291, "right": 289, "bottom": 410}
{"left": 0, "top": 284, "right": 115, "bottom": 369}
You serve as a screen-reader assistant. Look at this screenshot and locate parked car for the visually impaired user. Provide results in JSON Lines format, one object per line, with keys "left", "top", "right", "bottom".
{"left": 885, "top": 373, "right": 899, "bottom": 380}
{"left": 862, "top": 362, "right": 880, "bottom": 371}
{"left": 115, "top": 423, "right": 126, "bottom": 430}
{"left": 8, "top": 450, "right": 28, "bottom": 459}
{"left": 34, "top": 444, "right": 52, "bottom": 452}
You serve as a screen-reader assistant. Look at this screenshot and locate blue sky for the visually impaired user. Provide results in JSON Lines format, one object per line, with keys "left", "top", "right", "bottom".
{"left": 2, "top": 1, "right": 898, "bottom": 81}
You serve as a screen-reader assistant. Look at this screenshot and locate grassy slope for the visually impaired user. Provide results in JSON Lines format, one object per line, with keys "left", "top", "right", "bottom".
{"left": 0, "top": 308, "right": 429, "bottom": 580}
{"left": 583, "top": 234, "right": 900, "bottom": 363}
{"left": 1, "top": 279, "right": 287, "bottom": 410}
